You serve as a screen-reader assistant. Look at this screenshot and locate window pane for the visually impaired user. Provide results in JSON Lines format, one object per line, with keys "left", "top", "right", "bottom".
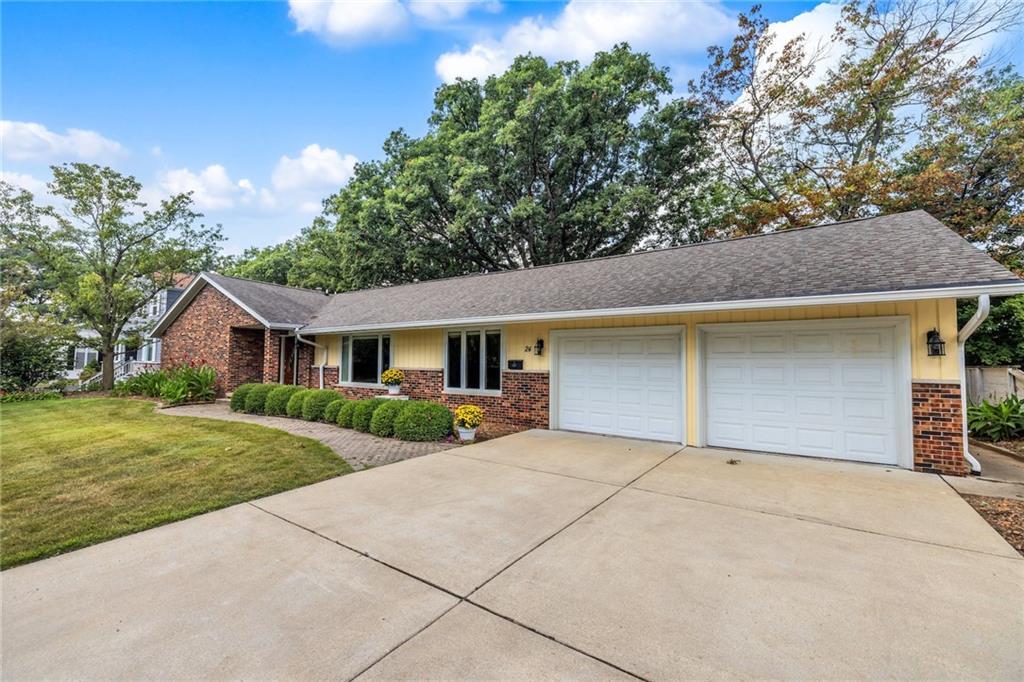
{"left": 381, "top": 336, "right": 391, "bottom": 372}
{"left": 352, "top": 337, "right": 379, "bottom": 383}
{"left": 447, "top": 333, "right": 462, "bottom": 388}
{"left": 466, "top": 332, "right": 481, "bottom": 389}
{"left": 485, "top": 331, "right": 501, "bottom": 391}
{"left": 340, "top": 336, "right": 350, "bottom": 382}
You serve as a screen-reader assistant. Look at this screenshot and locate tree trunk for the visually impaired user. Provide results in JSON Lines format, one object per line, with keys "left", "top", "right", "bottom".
{"left": 101, "top": 342, "right": 116, "bottom": 391}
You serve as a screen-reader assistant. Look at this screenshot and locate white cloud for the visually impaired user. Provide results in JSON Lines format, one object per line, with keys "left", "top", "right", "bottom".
{"left": 288, "top": 0, "right": 409, "bottom": 45}
{"left": 159, "top": 164, "right": 255, "bottom": 210}
{"left": 408, "top": 0, "right": 496, "bottom": 23}
{"left": 435, "top": 0, "right": 735, "bottom": 82}
{"left": 0, "top": 120, "right": 125, "bottom": 162}
{"left": 0, "top": 170, "right": 48, "bottom": 195}
{"left": 271, "top": 143, "right": 357, "bottom": 192}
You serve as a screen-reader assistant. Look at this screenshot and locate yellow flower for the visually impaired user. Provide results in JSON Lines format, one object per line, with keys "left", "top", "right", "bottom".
{"left": 380, "top": 368, "right": 405, "bottom": 386}
{"left": 454, "top": 404, "right": 484, "bottom": 429}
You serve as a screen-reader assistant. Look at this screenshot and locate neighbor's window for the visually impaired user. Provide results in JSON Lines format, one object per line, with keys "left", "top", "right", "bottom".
{"left": 446, "top": 329, "right": 501, "bottom": 392}
{"left": 340, "top": 334, "right": 390, "bottom": 384}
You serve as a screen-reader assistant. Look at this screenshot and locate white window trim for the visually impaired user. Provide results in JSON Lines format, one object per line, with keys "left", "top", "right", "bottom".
{"left": 336, "top": 333, "right": 392, "bottom": 387}
{"left": 443, "top": 327, "right": 504, "bottom": 396}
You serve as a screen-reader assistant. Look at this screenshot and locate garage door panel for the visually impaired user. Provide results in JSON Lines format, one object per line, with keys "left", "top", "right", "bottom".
{"left": 750, "top": 334, "right": 787, "bottom": 353}
{"left": 751, "top": 393, "right": 789, "bottom": 416}
{"left": 706, "top": 323, "right": 902, "bottom": 465}
{"left": 557, "top": 332, "right": 683, "bottom": 443}
{"left": 751, "top": 364, "right": 786, "bottom": 385}
{"left": 709, "top": 363, "right": 745, "bottom": 383}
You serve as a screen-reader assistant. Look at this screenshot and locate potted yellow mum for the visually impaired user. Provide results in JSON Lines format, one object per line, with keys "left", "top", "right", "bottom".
{"left": 454, "top": 404, "right": 484, "bottom": 442}
{"left": 380, "top": 368, "right": 405, "bottom": 395}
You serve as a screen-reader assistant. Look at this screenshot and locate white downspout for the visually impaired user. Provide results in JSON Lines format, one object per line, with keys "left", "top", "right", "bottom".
{"left": 957, "top": 295, "right": 990, "bottom": 474}
{"left": 295, "top": 331, "right": 326, "bottom": 389}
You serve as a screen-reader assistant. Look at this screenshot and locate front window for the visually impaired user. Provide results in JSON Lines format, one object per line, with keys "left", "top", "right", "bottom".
{"left": 446, "top": 329, "right": 501, "bottom": 392}
{"left": 340, "top": 334, "right": 390, "bottom": 384}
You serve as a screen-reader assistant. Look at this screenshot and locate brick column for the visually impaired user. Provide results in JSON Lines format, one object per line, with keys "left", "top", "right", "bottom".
{"left": 263, "top": 330, "right": 282, "bottom": 384}
{"left": 912, "top": 382, "right": 968, "bottom": 476}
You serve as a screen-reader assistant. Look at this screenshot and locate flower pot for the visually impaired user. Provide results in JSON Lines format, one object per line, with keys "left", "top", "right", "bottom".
{"left": 387, "top": 385, "right": 401, "bottom": 395}
{"left": 457, "top": 426, "right": 477, "bottom": 442}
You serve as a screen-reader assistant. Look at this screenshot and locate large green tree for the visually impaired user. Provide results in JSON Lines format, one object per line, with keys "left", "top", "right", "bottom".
{"left": 693, "top": 0, "right": 1022, "bottom": 261}
{"left": 289, "top": 45, "right": 710, "bottom": 291}
{"left": 2, "top": 165, "right": 222, "bottom": 389}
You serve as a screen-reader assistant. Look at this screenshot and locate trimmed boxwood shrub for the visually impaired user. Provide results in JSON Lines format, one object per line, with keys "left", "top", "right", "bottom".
{"left": 229, "top": 383, "right": 258, "bottom": 412}
{"left": 265, "top": 385, "right": 305, "bottom": 416}
{"left": 336, "top": 399, "right": 358, "bottom": 428}
{"left": 302, "top": 389, "right": 342, "bottom": 421}
{"left": 352, "top": 398, "right": 387, "bottom": 433}
{"left": 393, "top": 401, "right": 452, "bottom": 441}
{"left": 323, "top": 398, "right": 346, "bottom": 424}
{"left": 243, "top": 383, "right": 278, "bottom": 414}
{"left": 370, "top": 400, "right": 406, "bottom": 438}
{"left": 285, "top": 388, "right": 311, "bottom": 418}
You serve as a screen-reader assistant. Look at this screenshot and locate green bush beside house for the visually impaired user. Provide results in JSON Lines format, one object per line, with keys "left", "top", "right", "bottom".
{"left": 286, "top": 388, "right": 312, "bottom": 417}
{"left": 265, "top": 385, "right": 305, "bottom": 416}
{"left": 302, "top": 389, "right": 342, "bottom": 422}
{"left": 244, "top": 383, "right": 278, "bottom": 414}
{"left": 369, "top": 400, "right": 405, "bottom": 437}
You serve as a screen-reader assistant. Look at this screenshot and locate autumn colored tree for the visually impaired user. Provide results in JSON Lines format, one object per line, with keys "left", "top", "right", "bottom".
{"left": 693, "top": 0, "right": 1022, "bottom": 247}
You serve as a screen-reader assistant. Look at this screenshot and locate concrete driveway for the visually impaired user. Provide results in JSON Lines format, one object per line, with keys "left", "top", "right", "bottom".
{"left": 3, "top": 430, "right": 1021, "bottom": 680}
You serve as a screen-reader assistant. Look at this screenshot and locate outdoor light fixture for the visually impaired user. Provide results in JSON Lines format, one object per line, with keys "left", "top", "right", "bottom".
{"left": 926, "top": 329, "right": 946, "bottom": 357}
{"left": 534, "top": 338, "right": 545, "bottom": 356}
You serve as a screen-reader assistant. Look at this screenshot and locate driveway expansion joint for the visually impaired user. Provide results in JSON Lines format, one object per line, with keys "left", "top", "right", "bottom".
{"left": 627, "top": 484, "right": 1023, "bottom": 561}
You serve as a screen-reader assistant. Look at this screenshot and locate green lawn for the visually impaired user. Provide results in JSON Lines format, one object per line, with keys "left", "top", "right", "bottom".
{"left": 0, "top": 398, "right": 351, "bottom": 569}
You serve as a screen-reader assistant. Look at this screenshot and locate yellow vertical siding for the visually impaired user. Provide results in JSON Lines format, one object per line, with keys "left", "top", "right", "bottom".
{"left": 315, "top": 298, "right": 960, "bottom": 444}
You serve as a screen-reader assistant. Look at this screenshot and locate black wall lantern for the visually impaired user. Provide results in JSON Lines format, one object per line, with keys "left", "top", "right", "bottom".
{"left": 534, "top": 338, "right": 545, "bottom": 356}
{"left": 926, "top": 329, "right": 946, "bottom": 357}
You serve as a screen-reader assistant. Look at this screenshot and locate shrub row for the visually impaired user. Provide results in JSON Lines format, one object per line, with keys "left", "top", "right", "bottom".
{"left": 227, "top": 383, "right": 452, "bottom": 441}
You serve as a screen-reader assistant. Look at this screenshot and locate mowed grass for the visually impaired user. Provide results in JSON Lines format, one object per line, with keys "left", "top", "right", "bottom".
{"left": 0, "top": 398, "right": 351, "bottom": 569}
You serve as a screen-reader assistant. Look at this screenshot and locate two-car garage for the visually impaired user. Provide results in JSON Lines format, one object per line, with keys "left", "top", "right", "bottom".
{"left": 551, "top": 319, "right": 911, "bottom": 467}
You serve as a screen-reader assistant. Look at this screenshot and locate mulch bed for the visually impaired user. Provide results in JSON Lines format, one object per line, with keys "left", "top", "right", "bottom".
{"left": 963, "top": 494, "right": 1024, "bottom": 556}
{"left": 991, "top": 440, "right": 1024, "bottom": 457}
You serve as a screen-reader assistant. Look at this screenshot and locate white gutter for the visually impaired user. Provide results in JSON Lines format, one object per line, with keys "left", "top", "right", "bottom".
{"left": 957, "top": 295, "right": 990, "bottom": 474}
{"left": 294, "top": 331, "right": 326, "bottom": 389}
{"left": 298, "top": 282, "right": 1024, "bottom": 335}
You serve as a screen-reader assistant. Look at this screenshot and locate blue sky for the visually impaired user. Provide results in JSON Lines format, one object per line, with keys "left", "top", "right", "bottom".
{"left": 4, "top": 1, "right": 1022, "bottom": 253}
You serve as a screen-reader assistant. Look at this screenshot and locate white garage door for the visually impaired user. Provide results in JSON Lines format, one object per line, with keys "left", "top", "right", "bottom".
{"left": 556, "top": 332, "right": 683, "bottom": 442}
{"left": 704, "top": 322, "right": 904, "bottom": 465}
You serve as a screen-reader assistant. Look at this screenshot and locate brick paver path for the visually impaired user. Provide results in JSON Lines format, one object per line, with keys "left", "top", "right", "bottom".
{"left": 161, "top": 403, "right": 459, "bottom": 470}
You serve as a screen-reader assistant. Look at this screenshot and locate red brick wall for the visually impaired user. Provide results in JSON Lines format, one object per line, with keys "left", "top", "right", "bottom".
{"left": 229, "top": 328, "right": 265, "bottom": 389}
{"left": 912, "top": 382, "right": 968, "bottom": 476}
{"left": 263, "top": 330, "right": 283, "bottom": 385}
{"left": 329, "top": 368, "right": 550, "bottom": 430}
{"left": 161, "top": 286, "right": 264, "bottom": 395}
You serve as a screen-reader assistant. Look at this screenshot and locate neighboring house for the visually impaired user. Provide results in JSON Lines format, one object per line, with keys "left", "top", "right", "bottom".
{"left": 151, "top": 211, "right": 1024, "bottom": 476}
{"left": 68, "top": 276, "right": 193, "bottom": 386}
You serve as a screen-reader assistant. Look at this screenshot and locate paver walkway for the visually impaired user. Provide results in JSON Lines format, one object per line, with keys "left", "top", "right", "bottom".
{"left": 161, "top": 403, "right": 459, "bottom": 469}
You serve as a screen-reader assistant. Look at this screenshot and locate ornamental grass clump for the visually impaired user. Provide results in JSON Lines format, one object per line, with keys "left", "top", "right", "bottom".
{"left": 352, "top": 398, "right": 387, "bottom": 432}
{"left": 286, "top": 388, "right": 311, "bottom": 417}
{"left": 336, "top": 399, "right": 358, "bottom": 428}
{"left": 302, "top": 389, "right": 342, "bottom": 422}
{"left": 243, "top": 383, "right": 278, "bottom": 414}
{"left": 160, "top": 365, "right": 217, "bottom": 406}
{"left": 369, "top": 400, "right": 406, "bottom": 437}
{"left": 265, "top": 385, "right": 305, "bottom": 416}
{"left": 393, "top": 401, "right": 452, "bottom": 441}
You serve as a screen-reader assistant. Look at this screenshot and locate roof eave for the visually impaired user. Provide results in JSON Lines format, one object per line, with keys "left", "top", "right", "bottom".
{"left": 297, "top": 281, "right": 1024, "bottom": 335}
